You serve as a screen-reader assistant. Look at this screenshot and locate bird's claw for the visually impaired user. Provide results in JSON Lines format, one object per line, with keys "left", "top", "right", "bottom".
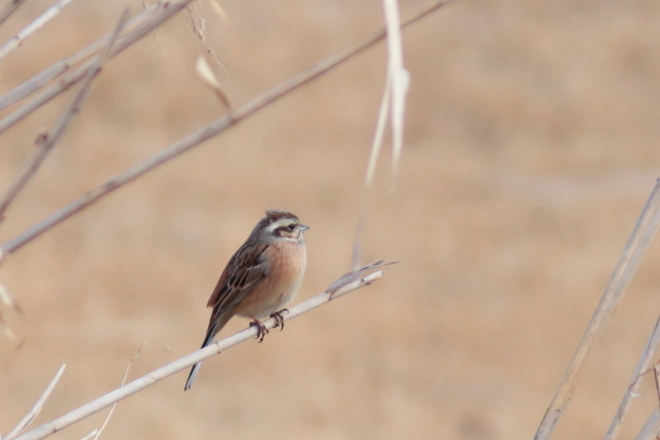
{"left": 270, "top": 309, "right": 289, "bottom": 331}
{"left": 250, "top": 320, "right": 269, "bottom": 343}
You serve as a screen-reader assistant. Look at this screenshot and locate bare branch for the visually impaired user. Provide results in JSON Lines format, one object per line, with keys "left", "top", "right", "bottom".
{"left": 0, "top": 2, "right": 161, "bottom": 111}
{"left": 0, "top": 0, "right": 195, "bottom": 134}
{"left": 534, "top": 178, "right": 660, "bottom": 440}
{"left": 0, "top": 0, "right": 78, "bottom": 61}
{"left": 635, "top": 409, "right": 660, "bottom": 440}
{"left": 0, "top": 0, "right": 28, "bottom": 27}
{"left": 0, "top": 0, "right": 453, "bottom": 256}
{"left": 13, "top": 267, "right": 385, "bottom": 440}
{"left": 0, "top": 9, "right": 130, "bottom": 222}
{"left": 604, "top": 315, "right": 660, "bottom": 440}
{"left": 4, "top": 365, "right": 66, "bottom": 440}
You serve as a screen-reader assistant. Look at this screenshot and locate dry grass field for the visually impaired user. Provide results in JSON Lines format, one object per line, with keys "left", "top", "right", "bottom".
{"left": 1, "top": 0, "right": 660, "bottom": 439}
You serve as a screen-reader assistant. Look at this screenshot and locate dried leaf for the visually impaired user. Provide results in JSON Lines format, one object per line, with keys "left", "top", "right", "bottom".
{"left": 195, "top": 55, "right": 231, "bottom": 110}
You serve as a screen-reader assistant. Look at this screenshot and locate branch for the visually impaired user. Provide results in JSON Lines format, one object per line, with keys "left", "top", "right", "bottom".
{"left": 0, "top": 2, "right": 161, "bottom": 111}
{"left": 0, "top": 0, "right": 78, "bottom": 61}
{"left": 0, "top": 0, "right": 452, "bottom": 256}
{"left": 13, "top": 265, "right": 386, "bottom": 440}
{"left": 0, "top": 0, "right": 194, "bottom": 134}
{"left": 534, "top": 178, "right": 660, "bottom": 440}
{"left": 635, "top": 408, "right": 660, "bottom": 440}
{"left": 0, "top": 9, "right": 130, "bottom": 222}
{"left": 604, "top": 314, "right": 660, "bottom": 440}
{"left": 0, "top": 0, "right": 28, "bottom": 27}
{"left": 4, "top": 365, "right": 66, "bottom": 440}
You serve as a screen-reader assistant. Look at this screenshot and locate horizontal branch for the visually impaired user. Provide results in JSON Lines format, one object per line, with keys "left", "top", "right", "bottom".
{"left": 13, "top": 267, "right": 385, "bottom": 440}
{"left": 0, "top": 0, "right": 452, "bottom": 255}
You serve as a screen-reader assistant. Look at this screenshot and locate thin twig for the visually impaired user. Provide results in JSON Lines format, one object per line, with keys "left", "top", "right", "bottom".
{"left": 4, "top": 365, "right": 66, "bottom": 440}
{"left": 14, "top": 267, "right": 385, "bottom": 440}
{"left": 0, "top": 9, "right": 130, "bottom": 222}
{"left": 604, "top": 315, "right": 660, "bottom": 440}
{"left": 0, "top": 0, "right": 78, "bottom": 61}
{"left": 0, "top": 0, "right": 193, "bottom": 134}
{"left": 77, "top": 430, "right": 98, "bottom": 440}
{"left": 634, "top": 408, "right": 660, "bottom": 440}
{"left": 0, "top": 0, "right": 452, "bottom": 256}
{"left": 0, "top": 0, "right": 28, "bottom": 27}
{"left": 355, "top": 71, "right": 392, "bottom": 270}
{"left": 0, "top": 2, "right": 161, "bottom": 111}
{"left": 534, "top": 178, "right": 660, "bottom": 440}
{"left": 92, "top": 341, "right": 170, "bottom": 440}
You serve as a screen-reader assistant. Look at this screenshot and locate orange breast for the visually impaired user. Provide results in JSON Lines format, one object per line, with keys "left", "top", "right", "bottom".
{"left": 234, "top": 241, "right": 307, "bottom": 319}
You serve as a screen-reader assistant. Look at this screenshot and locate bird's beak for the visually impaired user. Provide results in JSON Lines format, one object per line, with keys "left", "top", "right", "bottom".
{"left": 300, "top": 224, "right": 310, "bottom": 231}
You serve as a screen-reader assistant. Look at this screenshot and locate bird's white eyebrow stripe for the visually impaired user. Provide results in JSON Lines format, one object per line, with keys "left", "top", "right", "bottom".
{"left": 265, "top": 218, "right": 297, "bottom": 232}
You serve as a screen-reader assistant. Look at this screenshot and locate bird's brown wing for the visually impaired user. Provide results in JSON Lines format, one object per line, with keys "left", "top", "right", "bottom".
{"left": 206, "top": 242, "right": 270, "bottom": 313}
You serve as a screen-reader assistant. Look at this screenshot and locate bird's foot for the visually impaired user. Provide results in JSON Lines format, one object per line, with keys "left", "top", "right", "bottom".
{"left": 250, "top": 319, "right": 269, "bottom": 343}
{"left": 270, "top": 309, "right": 289, "bottom": 331}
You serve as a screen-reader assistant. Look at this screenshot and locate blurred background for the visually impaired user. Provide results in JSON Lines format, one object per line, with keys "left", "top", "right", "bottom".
{"left": 1, "top": 0, "right": 660, "bottom": 439}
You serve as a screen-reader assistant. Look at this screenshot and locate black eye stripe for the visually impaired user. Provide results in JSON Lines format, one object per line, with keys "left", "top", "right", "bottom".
{"left": 274, "top": 225, "right": 296, "bottom": 235}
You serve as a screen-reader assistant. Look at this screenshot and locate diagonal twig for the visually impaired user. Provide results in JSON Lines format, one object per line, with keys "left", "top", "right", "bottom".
{"left": 534, "top": 178, "right": 660, "bottom": 440}
{"left": 0, "top": 0, "right": 28, "bottom": 27}
{"left": 634, "top": 408, "right": 660, "bottom": 440}
{"left": 0, "top": 2, "right": 161, "bottom": 111}
{"left": 13, "top": 267, "right": 386, "bottom": 440}
{"left": 0, "top": 8, "right": 130, "bottom": 223}
{"left": 604, "top": 315, "right": 660, "bottom": 440}
{"left": 90, "top": 341, "right": 170, "bottom": 440}
{"left": 0, "top": 0, "right": 453, "bottom": 256}
{"left": 4, "top": 365, "right": 66, "bottom": 440}
{"left": 0, "top": 0, "right": 78, "bottom": 61}
{"left": 0, "top": 0, "right": 194, "bottom": 135}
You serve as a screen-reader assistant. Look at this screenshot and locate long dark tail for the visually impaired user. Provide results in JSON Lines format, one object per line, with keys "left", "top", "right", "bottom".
{"left": 184, "top": 313, "right": 231, "bottom": 391}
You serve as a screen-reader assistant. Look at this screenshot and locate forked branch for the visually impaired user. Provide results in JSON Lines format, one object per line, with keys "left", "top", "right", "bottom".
{"left": 0, "top": 9, "right": 130, "bottom": 222}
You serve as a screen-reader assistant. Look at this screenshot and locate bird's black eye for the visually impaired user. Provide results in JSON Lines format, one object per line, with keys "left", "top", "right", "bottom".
{"left": 288, "top": 224, "right": 296, "bottom": 230}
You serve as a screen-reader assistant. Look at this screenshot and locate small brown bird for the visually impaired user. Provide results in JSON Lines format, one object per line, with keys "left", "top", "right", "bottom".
{"left": 184, "top": 210, "right": 308, "bottom": 390}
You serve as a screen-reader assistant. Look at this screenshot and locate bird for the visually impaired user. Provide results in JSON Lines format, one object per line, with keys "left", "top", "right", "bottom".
{"left": 184, "top": 209, "right": 309, "bottom": 391}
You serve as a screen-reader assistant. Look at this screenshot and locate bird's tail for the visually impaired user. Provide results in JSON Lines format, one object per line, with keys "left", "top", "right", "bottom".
{"left": 184, "top": 312, "right": 231, "bottom": 391}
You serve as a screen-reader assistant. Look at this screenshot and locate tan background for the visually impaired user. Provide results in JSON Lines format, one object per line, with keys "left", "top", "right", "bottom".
{"left": 1, "top": 0, "right": 660, "bottom": 439}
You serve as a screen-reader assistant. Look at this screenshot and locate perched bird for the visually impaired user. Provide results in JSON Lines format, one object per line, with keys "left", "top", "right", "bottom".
{"left": 184, "top": 209, "right": 309, "bottom": 391}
